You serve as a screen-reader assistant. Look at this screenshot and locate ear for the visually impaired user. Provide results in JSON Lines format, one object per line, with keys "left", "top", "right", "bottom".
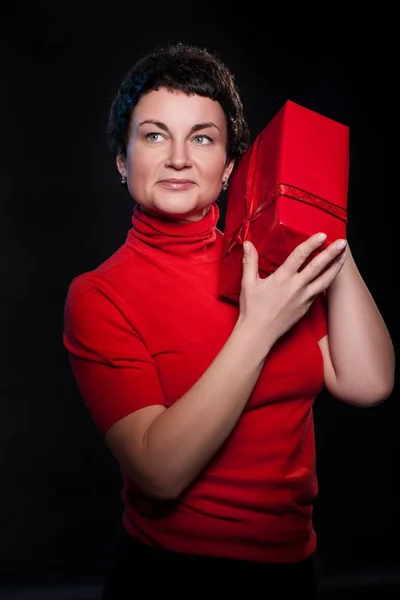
{"left": 116, "top": 153, "right": 127, "bottom": 177}
{"left": 223, "top": 159, "right": 235, "bottom": 184}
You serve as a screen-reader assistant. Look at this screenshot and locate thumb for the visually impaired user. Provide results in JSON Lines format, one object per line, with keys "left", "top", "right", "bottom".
{"left": 241, "top": 241, "right": 258, "bottom": 284}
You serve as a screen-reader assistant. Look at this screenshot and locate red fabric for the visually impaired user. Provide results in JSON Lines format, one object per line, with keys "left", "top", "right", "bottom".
{"left": 219, "top": 99, "right": 349, "bottom": 302}
{"left": 63, "top": 200, "right": 327, "bottom": 564}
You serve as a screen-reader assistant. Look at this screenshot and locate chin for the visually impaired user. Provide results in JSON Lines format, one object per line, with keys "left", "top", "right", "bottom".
{"left": 150, "top": 194, "right": 212, "bottom": 221}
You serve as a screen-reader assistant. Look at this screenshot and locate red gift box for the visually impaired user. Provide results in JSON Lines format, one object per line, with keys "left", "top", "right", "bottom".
{"left": 218, "top": 99, "right": 349, "bottom": 303}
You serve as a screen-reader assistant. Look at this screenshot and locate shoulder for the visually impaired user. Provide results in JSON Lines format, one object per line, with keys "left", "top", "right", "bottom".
{"left": 65, "top": 271, "right": 101, "bottom": 307}
{"left": 65, "top": 241, "right": 136, "bottom": 310}
{"left": 64, "top": 272, "right": 109, "bottom": 336}
{"left": 64, "top": 269, "right": 136, "bottom": 357}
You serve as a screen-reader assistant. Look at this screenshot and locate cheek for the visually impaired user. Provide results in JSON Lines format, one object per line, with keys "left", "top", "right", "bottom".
{"left": 127, "top": 145, "right": 166, "bottom": 179}
{"left": 127, "top": 151, "right": 144, "bottom": 177}
{"left": 126, "top": 153, "right": 149, "bottom": 200}
{"left": 127, "top": 152, "right": 154, "bottom": 190}
{"left": 202, "top": 152, "right": 227, "bottom": 181}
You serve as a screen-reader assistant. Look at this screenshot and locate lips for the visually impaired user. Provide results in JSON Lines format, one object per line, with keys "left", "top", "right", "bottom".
{"left": 158, "top": 179, "right": 196, "bottom": 190}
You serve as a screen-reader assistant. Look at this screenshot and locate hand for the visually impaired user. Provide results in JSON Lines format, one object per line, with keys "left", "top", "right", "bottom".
{"left": 238, "top": 233, "right": 346, "bottom": 345}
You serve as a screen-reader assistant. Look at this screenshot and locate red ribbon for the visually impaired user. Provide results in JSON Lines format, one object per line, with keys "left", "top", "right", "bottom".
{"left": 226, "top": 136, "right": 347, "bottom": 253}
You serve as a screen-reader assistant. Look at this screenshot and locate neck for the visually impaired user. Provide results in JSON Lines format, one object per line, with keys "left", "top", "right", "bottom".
{"left": 126, "top": 201, "right": 221, "bottom": 262}
{"left": 140, "top": 204, "right": 212, "bottom": 224}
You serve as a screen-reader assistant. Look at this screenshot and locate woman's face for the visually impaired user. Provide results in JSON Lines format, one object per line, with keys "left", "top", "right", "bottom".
{"left": 117, "top": 88, "right": 234, "bottom": 222}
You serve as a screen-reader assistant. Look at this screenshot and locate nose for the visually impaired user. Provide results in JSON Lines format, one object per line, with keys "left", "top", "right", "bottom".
{"left": 165, "top": 139, "right": 193, "bottom": 170}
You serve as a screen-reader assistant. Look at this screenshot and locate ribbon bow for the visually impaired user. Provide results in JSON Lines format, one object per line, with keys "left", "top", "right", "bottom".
{"left": 225, "top": 131, "right": 348, "bottom": 255}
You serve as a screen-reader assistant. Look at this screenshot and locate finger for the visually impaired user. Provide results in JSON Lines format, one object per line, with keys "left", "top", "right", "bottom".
{"left": 284, "top": 232, "right": 328, "bottom": 274}
{"left": 300, "top": 238, "right": 347, "bottom": 284}
{"left": 241, "top": 241, "right": 258, "bottom": 285}
{"left": 308, "top": 252, "right": 346, "bottom": 296}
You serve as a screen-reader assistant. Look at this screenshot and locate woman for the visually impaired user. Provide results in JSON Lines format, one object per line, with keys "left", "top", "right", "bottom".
{"left": 63, "top": 43, "right": 394, "bottom": 597}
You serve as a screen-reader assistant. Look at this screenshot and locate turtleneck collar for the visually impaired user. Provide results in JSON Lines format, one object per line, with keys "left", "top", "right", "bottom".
{"left": 126, "top": 201, "right": 221, "bottom": 263}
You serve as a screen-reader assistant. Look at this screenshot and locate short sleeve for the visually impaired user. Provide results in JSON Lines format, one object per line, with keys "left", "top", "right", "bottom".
{"left": 309, "top": 291, "right": 328, "bottom": 341}
{"left": 63, "top": 275, "right": 166, "bottom": 436}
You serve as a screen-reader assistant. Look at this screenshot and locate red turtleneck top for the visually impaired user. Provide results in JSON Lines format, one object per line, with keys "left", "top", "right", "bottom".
{"left": 63, "top": 201, "right": 327, "bottom": 564}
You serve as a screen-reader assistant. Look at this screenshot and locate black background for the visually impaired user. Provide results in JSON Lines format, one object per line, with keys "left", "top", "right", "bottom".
{"left": 1, "top": 1, "right": 397, "bottom": 594}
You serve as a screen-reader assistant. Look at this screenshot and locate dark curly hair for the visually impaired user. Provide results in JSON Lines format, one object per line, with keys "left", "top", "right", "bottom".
{"left": 106, "top": 42, "right": 250, "bottom": 163}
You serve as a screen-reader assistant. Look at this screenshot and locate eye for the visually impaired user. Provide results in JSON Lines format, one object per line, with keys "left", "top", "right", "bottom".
{"left": 193, "top": 135, "right": 213, "bottom": 145}
{"left": 145, "top": 132, "right": 164, "bottom": 143}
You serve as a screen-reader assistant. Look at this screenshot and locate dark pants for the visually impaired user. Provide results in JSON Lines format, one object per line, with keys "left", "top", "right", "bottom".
{"left": 101, "top": 527, "right": 322, "bottom": 599}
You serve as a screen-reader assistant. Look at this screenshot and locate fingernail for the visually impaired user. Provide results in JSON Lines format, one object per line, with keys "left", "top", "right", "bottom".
{"left": 336, "top": 239, "right": 347, "bottom": 250}
{"left": 317, "top": 233, "right": 327, "bottom": 242}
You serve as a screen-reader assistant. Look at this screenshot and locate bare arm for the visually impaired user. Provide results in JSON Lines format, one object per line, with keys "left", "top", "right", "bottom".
{"left": 318, "top": 244, "right": 395, "bottom": 406}
{"left": 105, "top": 233, "right": 346, "bottom": 501}
{"left": 105, "top": 318, "right": 271, "bottom": 500}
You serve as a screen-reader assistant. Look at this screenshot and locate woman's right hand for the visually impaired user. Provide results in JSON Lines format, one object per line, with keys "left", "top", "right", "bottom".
{"left": 238, "top": 232, "right": 346, "bottom": 345}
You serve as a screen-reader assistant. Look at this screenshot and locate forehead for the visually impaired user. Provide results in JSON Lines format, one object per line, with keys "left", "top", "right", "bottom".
{"left": 131, "top": 88, "right": 227, "bottom": 127}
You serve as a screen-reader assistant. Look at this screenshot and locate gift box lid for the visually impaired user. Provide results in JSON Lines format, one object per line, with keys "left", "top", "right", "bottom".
{"left": 251, "top": 99, "right": 349, "bottom": 209}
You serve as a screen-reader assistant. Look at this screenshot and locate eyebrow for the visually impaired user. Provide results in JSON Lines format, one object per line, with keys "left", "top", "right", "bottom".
{"left": 138, "top": 120, "right": 221, "bottom": 134}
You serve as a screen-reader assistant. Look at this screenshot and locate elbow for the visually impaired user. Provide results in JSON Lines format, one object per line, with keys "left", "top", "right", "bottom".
{"left": 125, "top": 467, "right": 183, "bottom": 502}
{"left": 365, "top": 378, "right": 395, "bottom": 407}
{"left": 335, "top": 378, "right": 394, "bottom": 408}
{"left": 365, "top": 371, "right": 395, "bottom": 406}
{"left": 351, "top": 391, "right": 391, "bottom": 408}
{"left": 379, "top": 379, "right": 395, "bottom": 403}
{"left": 146, "top": 482, "right": 182, "bottom": 502}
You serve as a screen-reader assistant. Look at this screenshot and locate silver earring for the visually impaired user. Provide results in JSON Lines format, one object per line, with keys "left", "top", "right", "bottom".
{"left": 222, "top": 179, "right": 229, "bottom": 192}
{"left": 120, "top": 175, "right": 127, "bottom": 185}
